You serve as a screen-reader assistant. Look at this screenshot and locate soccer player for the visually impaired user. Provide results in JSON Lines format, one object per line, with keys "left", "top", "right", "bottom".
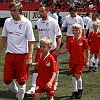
{"left": 87, "top": 22, "right": 100, "bottom": 72}
{"left": 25, "top": 4, "right": 62, "bottom": 95}
{"left": 61, "top": 6, "right": 85, "bottom": 44}
{"left": 50, "top": 8, "right": 58, "bottom": 23}
{"left": 32, "top": 37, "right": 57, "bottom": 100}
{"left": 0, "top": 1, "right": 35, "bottom": 100}
{"left": 85, "top": 11, "right": 100, "bottom": 71}
{"left": 59, "top": 23, "right": 90, "bottom": 99}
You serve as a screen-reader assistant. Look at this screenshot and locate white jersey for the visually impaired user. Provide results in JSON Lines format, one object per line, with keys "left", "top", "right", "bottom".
{"left": 62, "top": 14, "right": 84, "bottom": 36}
{"left": 50, "top": 13, "right": 58, "bottom": 23}
{"left": 83, "top": 16, "right": 91, "bottom": 26}
{"left": 1, "top": 16, "right": 35, "bottom": 54}
{"left": 86, "top": 19, "right": 100, "bottom": 33}
{"left": 37, "top": 16, "right": 62, "bottom": 50}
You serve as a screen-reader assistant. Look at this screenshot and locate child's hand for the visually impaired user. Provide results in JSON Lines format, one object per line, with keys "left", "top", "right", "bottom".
{"left": 46, "top": 81, "right": 52, "bottom": 89}
{"left": 85, "top": 61, "right": 90, "bottom": 68}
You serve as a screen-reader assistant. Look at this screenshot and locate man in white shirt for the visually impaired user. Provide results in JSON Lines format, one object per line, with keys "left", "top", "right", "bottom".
{"left": 0, "top": 1, "right": 35, "bottom": 100}
{"left": 50, "top": 8, "right": 58, "bottom": 23}
{"left": 61, "top": 6, "right": 85, "bottom": 43}
{"left": 83, "top": 12, "right": 91, "bottom": 38}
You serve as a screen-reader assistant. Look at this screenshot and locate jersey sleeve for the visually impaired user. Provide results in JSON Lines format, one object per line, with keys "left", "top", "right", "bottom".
{"left": 83, "top": 38, "right": 90, "bottom": 50}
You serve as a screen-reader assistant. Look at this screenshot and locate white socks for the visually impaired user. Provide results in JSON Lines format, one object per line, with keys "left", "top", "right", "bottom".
{"left": 32, "top": 73, "right": 38, "bottom": 86}
{"left": 72, "top": 77, "right": 82, "bottom": 91}
{"left": 55, "top": 71, "right": 59, "bottom": 82}
{"left": 7, "top": 81, "right": 26, "bottom": 100}
{"left": 18, "top": 84, "right": 26, "bottom": 100}
{"left": 72, "top": 77, "right": 77, "bottom": 92}
{"left": 95, "top": 59, "right": 99, "bottom": 68}
{"left": 7, "top": 81, "right": 18, "bottom": 93}
{"left": 77, "top": 77, "right": 82, "bottom": 89}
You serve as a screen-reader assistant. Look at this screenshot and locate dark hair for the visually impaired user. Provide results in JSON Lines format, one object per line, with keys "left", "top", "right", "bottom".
{"left": 69, "top": 6, "right": 77, "bottom": 12}
{"left": 9, "top": 0, "right": 23, "bottom": 14}
{"left": 52, "top": 8, "right": 56, "bottom": 13}
{"left": 39, "top": 4, "right": 49, "bottom": 11}
{"left": 86, "top": 12, "right": 90, "bottom": 16}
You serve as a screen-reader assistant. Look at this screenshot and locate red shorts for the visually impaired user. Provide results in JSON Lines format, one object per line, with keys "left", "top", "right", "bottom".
{"left": 34, "top": 48, "right": 59, "bottom": 73}
{"left": 66, "top": 36, "right": 73, "bottom": 43}
{"left": 90, "top": 49, "right": 99, "bottom": 57}
{"left": 4, "top": 53, "right": 29, "bottom": 83}
{"left": 35, "top": 82, "right": 55, "bottom": 96}
{"left": 69, "top": 63, "right": 84, "bottom": 75}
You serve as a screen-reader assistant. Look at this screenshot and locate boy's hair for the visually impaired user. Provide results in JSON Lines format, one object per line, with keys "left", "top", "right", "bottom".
{"left": 92, "top": 21, "right": 99, "bottom": 26}
{"left": 69, "top": 6, "right": 77, "bottom": 12}
{"left": 9, "top": 0, "right": 23, "bottom": 14}
{"left": 40, "top": 37, "right": 52, "bottom": 47}
{"left": 72, "top": 23, "right": 82, "bottom": 35}
{"left": 39, "top": 4, "right": 49, "bottom": 11}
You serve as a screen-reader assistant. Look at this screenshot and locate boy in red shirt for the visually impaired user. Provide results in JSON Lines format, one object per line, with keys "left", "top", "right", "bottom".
{"left": 88, "top": 22, "right": 100, "bottom": 72}
{"left": 31, "top": 37, "right": 58, "bottom": 100}
{"left": 60, "top": 23, "right": 90, "bottom": 99}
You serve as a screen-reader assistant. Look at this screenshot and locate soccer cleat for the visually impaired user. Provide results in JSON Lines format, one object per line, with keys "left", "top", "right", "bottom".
{"left": 76, "top": 89, "right": 83, "bottom": 99}
{"left": 54, "top": 81, "right": 58, "bottom": 91}
{"left": 70, "top": 91, "right": 77, "bottom": 99}
{"left": 46, "top": 96, "right": 54, "bottom": 100}
{"left": 88, "top": 66, "right": 93, "bottom": 72}
{"left": 25, "top": 86, "right": 35, "bottom": 95}
{"left": 94, "top": 67, "right": 98, "bottom": 72}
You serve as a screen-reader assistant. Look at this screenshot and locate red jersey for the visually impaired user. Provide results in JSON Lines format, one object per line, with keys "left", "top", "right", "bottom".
{"left": 88, "top": 31, "right": 100, "bottom": 50}
{"left": 36, "top": 53, "right": 58, "bottom": 89}
{"left": 66, "top": 36, "right": 90, "bottom": 64}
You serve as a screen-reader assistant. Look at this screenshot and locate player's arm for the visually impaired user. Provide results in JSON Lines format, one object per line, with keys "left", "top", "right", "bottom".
{"left": 59, "top": 48, "right": 69, "bottom": 54}
{"left": 53, "top": 35, "right": 62, "bottom": 56}
{"left": 46, "top": 72, "right": 56, "bottom": 89}
{"left": 61, "top": 26, "right": 65, "bottom": 31}
{"left": 0, "top": 37, "right": 7, "bottom": 53}
{"left": 85, "top": 49, "right": 90, "bottom": 68}
{"left": 26, "top": 41, "right": 34, "bottom": 66}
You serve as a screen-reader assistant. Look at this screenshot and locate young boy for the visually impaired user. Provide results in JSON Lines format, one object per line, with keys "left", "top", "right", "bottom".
{"left": 31, "top": 37, "right": 58, "bottom": 100}
{"left": 87, "top": 22, "right": 100, "bottom": 72}
{"left": 59, "top": 23, "right": 90, "bottom": 99}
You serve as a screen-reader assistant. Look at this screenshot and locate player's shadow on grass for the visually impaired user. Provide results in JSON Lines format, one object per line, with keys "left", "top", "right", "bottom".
{"left": 0, "top": 90, "right": 16, "bottom": 99}
{"left": 24, "top": 95, "right": 71, "bottom": 100}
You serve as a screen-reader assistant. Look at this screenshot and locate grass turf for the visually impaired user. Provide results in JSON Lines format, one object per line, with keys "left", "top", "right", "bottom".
{"left": 0, "top": 27, "right": 100, "bottom": 100}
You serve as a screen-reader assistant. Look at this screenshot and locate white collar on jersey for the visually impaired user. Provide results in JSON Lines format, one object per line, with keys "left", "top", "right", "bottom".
{"left": 40, "top": 52, "right": 50, "bottom": 60}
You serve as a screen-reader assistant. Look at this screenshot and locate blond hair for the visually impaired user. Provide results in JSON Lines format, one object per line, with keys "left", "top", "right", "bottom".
{"left": 72, "top": 23, "right": 82, "bottom": 36}
{"left": 92, "top": 21, "right": 99, "bottom": 26}
{"left": 40, "top": 37, "right": 52, "bottom": 47}
{"left": 9, "top": 0, "right": 23, "bottom": 14}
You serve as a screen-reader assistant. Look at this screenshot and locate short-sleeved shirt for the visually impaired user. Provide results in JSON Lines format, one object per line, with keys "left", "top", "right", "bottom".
{"left": 36, "top": 53, "right": 57, "bottom": 89}
{"left": 1, "top": 16, "right": 35, "bottom": 54}
{"left": 88, "top": 31, "right": 100, "bottom": 50}
{"left": 37, "top": 16, "right": 62, "bottom": 51}
{"left": 62, "top": 15, "right": 84, "bottom": 36}
{"left": 66, "top": 36, "right": 89, "bottom": 64}
{"left": 86, "top": 20, "right": 100, "bottom": 33}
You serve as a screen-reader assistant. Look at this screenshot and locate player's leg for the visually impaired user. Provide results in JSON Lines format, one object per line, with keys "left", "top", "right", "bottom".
{"left": 94, "top": 51, "right": 99, "bottom": 72}
{"left": 3, "top": 53, "right": 18, "bottom": 98}
{"left": 34, "top": 93, "right": 41, "bottom": 100}
{"left": 25, "top": 72, "right": 38, "bottom": 95}
{"left": 88, "top": 53, "right": 94, "bottom": 72}
{"left": 74, "top": 64, "right": 84, "bottom": 99}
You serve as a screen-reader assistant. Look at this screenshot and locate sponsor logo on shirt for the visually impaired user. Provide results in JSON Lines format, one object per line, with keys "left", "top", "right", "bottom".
{"left": 45, "top": 60, "right": 50, "bottom": 66}
{"left": 38, "top": 28, "right": 49, "bottom": 32}
{"left": 78, "top": 41, "right": 83, "bottom": 46}
{"left": 46, "top": 22, "right": 49, "bottom": 27}
{"left": 19, "top": 24, "right": 22, "bottom": 29}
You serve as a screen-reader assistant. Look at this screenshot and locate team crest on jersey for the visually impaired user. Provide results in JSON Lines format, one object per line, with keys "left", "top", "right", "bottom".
{"left": 46, "top": 22, "right": 49, "bottom": 27}
{"left": 78, "top": 41, "right": 83, "bottom": 46}
{"left": 97, "top": 34, "right": 100, "bottom": 37}
{"left": 19, "top": 24, "right": 22, "bottom": 29}
{"left": 45, "top": 60, "right": 50, "bottom": 66}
